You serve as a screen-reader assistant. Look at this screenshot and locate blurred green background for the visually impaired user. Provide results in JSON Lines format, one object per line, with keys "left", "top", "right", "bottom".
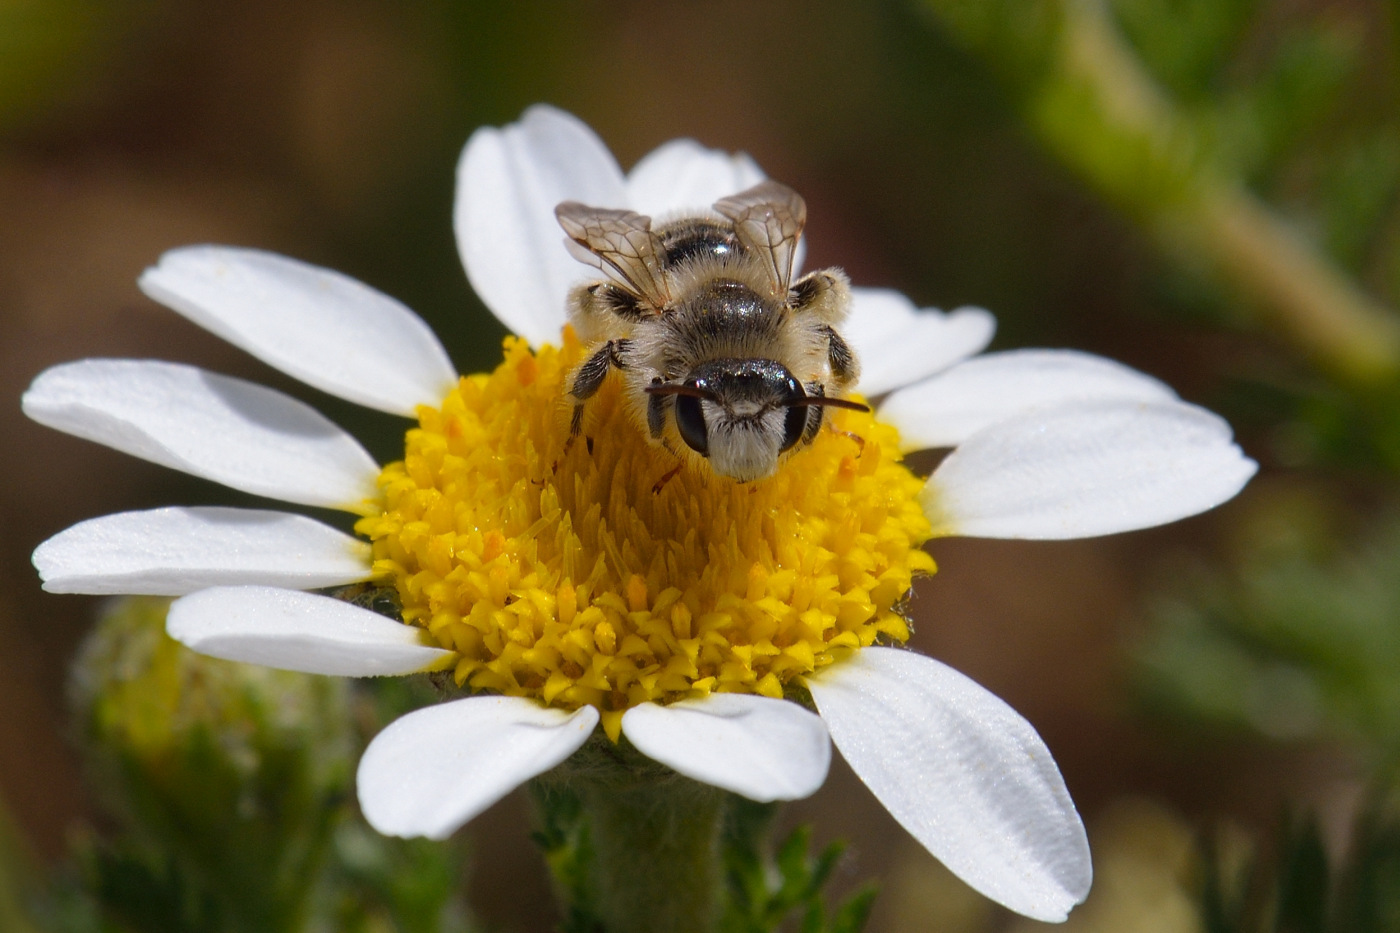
{"left": 3, "top": 0, "right": 1399, "bottom": 930}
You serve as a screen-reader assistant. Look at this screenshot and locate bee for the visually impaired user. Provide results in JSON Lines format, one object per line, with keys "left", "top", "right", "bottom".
{"left": 556, "top": 179, "right": 866, "bottom": 483}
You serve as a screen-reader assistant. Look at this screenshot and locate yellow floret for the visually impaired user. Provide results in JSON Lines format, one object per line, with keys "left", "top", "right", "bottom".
{"left": 356, "top": 330, "right": 935, "bottom": 723}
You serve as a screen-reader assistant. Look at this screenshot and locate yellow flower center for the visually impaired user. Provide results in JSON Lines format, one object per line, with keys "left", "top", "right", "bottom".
{"left": 355, "top": 330, "right": 935, "bottom": 741}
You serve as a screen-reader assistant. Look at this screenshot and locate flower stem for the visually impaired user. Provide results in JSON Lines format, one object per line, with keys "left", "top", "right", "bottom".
{"left": 581, "top": 778, "right": 724, "bottom": 933}
{"left": 532, "top": 737, "right": 726, "bottom": 933}
{"left": 919, "top": 0, "right": 1400, "bottom": 387}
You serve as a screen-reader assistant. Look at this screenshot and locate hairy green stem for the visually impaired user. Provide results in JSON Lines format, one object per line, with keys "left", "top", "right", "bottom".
{"left": 532, "top": 738, "right": 728, "bottom": 933}
{"left": 920, "top": 0, "right": 1400, "bottom": 386}
{"left": 1191, "top": 186, "right": 1400, "bottom": 384}
{"left": 581, "top": 778, "right": 724, "bottom": 933}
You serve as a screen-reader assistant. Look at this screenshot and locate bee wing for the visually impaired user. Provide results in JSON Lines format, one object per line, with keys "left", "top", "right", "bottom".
{"left": 555, "top": 202, "right": 670, "bottom": 310}
{"left": 713, "top": 180, "right": 807, "bottom": 296}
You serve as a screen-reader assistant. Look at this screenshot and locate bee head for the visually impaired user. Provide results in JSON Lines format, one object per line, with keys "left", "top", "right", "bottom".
{"left": 646, "top": 359, "right": 867, "bottom": 482}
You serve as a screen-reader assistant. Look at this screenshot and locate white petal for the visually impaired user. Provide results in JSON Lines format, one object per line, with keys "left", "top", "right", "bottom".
{"left": 807, "top": 647, "right": 1091, "bottom": 922}
{"left": 843, "top": 288, "right": 996, "bottom": 397}
{"left": 139, "top": 247, "right": 457, "bottom": 417}
{"left": 880, "top": 349, "right": 1178, "bottom": 451}
{"left": 34, "top": 507, "right": 371, "bottom": 595}
{"left": 23, "top": 359, "right": 379, "bottom": 510}
{"left": 455, "top": 104, "right": 626, "bottom": 346}
{"left": 167, "top": 586, "right": 454, "bottom": 676}
{"left": 625, "top": 139, "right": 765, "bottom": 217}
{"left": 925, "top": 399, "right": 1257, "bottom": 539}
{"left": 357, "top": 696, "right": 598, "bottom": 839}
{"left": 621, "top": 694, "right": 831, "bottom": 802}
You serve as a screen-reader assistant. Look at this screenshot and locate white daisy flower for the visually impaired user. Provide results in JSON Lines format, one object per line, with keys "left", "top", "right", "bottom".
{"left": 23, "top": 104, "right": 1255, "bottom": 923}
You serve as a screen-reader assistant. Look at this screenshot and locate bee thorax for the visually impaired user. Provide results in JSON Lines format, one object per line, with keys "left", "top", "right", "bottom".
{"left": 556, "top": 179, "right": 862, "bottom": 483}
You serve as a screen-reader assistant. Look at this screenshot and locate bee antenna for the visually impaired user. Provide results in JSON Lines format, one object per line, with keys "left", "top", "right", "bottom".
{"left": 786, "top": 396, "right": 870, "bottom": 413}
{"left": 644, "top": 384, "right": 719, "bottom": 401}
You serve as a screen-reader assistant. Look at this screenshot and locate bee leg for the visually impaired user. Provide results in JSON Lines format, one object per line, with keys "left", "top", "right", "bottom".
{"left": 555, "top": 408, "right": 585, "bottom": 474}
{"left": 790, "top": 271, "right": 837, "bottom": 313}
{"left": 647, "top": 383, "right": 668, "bottom": 440}
{"left": 651, "top": 462, "right": 683, "bottom": 495}
{"left": 555, "top": 407, "right": 587, "bottom": 475}
{"left": 803, "top": 382, "right": 865, "bottom": 453}
{"left": 556, "top": 341, "right": 623, "bottom": 474}
{"left": 802, "top": 382, "right": 826, "bottom": 446}
{"left": 803, "top": 406, "right": 825, "bottom": 445}
{"left": 821, "top": 325, "right": 858, "bottom": 386}
{"left": 836, "top": 429, "right": 866, "bottom": 453}
{"left": 566, "top": 340, "right": 631, "bottom": 451}
{"left": 571, "top": 341, "right": 623, "bottom": 415}
{"left": 649, "top": 431, "right": 684, "bottom": 494}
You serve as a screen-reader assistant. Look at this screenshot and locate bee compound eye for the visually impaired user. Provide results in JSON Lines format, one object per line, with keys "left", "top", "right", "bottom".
{"left": 780, "top": 404, "right": 808, "bottom": 453}
{"left": 675, "top": 394, "right": 709, "bottom": 456}
{"left": 779, "top": 378, "right": 808, "bottom": 453}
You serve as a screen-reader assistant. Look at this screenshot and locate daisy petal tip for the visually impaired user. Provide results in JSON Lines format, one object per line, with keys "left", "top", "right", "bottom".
{"left": 136, "top": 242, "right": 204, "bottom": 283}
{"left": 20, "top": 364, "right": 73, "bottom": 421}
{"left": 518, "top": 102, "right": 601, "bottom": 138}
{"left": 807, "top": 648, "right": 1091, "bottom": 921}
{"left": 927, "top": 399, "right": 1256, "bottom": 539}
{"left": 1012, "top": 826, "right": 1092, "bottom": 922}
{"left": 1021, "top": 856, "right": 1093, "bottom": 923}
{"left": 35, "top": 567, "right": 81, "bottom": 596}
{"left": 941, "top": 304, "right": 997, "bottom": 343}
{"left": 31, "top": 547, "right": 95, "bottom": 595}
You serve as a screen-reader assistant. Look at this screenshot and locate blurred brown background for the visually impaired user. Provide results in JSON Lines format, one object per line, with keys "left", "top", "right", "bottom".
{"left": 5, "top": 1, "right": 1391, "bottom": 930}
